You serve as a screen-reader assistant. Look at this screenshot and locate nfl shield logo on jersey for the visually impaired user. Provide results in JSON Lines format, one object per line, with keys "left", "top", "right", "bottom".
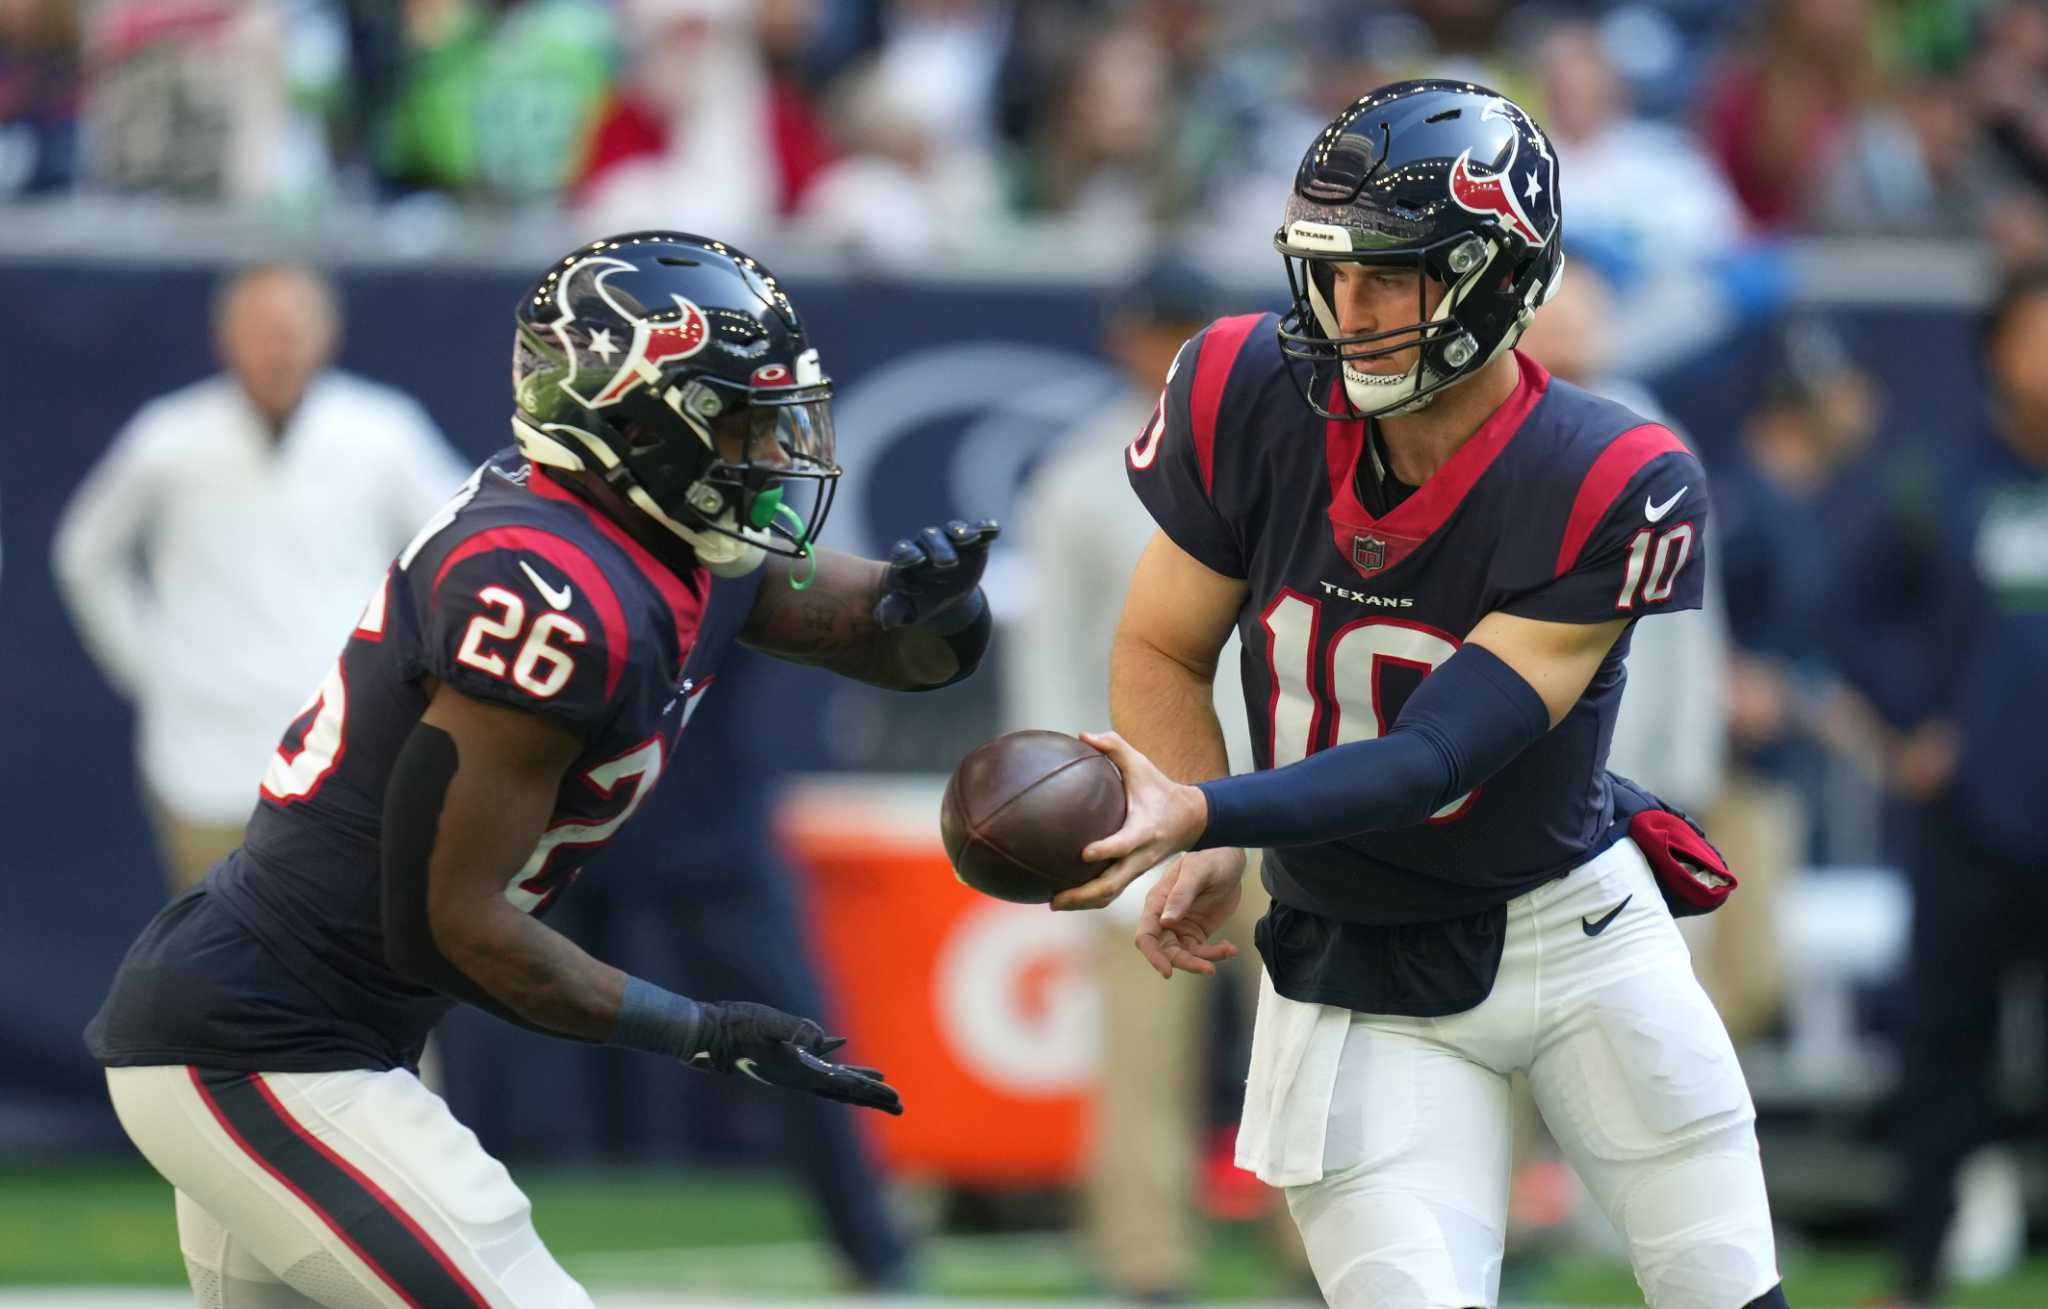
{"left": 1352, "top": 534, "right": 1388, "bottom": 573}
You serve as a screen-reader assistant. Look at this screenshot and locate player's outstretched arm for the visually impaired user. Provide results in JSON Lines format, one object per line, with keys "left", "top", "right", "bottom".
{"left": 379, "top": 683, "right": 902, "bottom": 1113}
{"left": 741, "top": 520, "right": 998, "bottom": 691}
{"left": 1062, "top": 612, "right": 1631, "bottom": 899}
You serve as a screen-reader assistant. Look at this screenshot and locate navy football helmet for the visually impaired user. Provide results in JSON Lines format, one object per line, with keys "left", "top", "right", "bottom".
{"left": 1275, "top": 80, "right": 1564, "bottom": 419}
{"left": 512, "top": 232, "right": 838, "bottom": 576}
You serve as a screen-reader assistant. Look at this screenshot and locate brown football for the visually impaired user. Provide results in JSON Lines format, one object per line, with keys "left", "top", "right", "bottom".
{"left": 939, "top": 730, "right": 1127, "bottom": 903}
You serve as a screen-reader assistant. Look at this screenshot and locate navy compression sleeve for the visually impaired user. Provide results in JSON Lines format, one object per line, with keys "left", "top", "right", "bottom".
{"left": 1193, "top": 643, "right": 1551, "bottom": 850}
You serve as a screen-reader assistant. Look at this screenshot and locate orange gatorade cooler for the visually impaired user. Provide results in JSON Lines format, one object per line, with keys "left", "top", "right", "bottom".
{"left": 778, "top": 777, "right": 1098, "bottom": 1185}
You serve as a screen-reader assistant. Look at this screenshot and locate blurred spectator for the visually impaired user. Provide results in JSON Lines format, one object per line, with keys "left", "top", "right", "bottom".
{"left": 81, "top": 0, "right": 345, "bottom": 206}
{"left": 1972, "top": 1, "right": 2048, "bottom": 263}
{"left": 1534, "top": 20, "right": 1746, "bottom": 272}
{"left": 1399, "top": 0, "right": 1526, "bottom": 92}
{"left": 1975, "top": 1, "right": 2048, "bottom": 193}
{"left": 1820, "top": 265, "right": 2048, "bottom": 1308}
{"left": 0, "top": 0, "right": 80, "bottom": 196}
{"left": 758, "top": 0, "right": 839, "bottom": 209}
{"left": 52, "top": 263, "right": 466, "bottom": 891}
{"left": 1709, "top": 318, "right": 1880, "bottom": 959}
{"left": 576, "top": 0, "right": 814, "bottom": 235}
{"left": 1811, "top": 66, "right": 2010, "bottom": 239}
{"left": 791, "top": 54, "right": 1004, "bottom": 269}
{"left": 1700, "top": 0, "right": 1883, "bottom": 229}
{"left": 375, "top": 0, "right": 611, "bottom": 201}
{"left": 1005, "top": 259, "right": 1302, "bottom": 1299}
{"left": 1019, "top": 20, "right": 1177, "bottom": 226}
{"left": 867, "top": 0, "right": 1005, "bottom": 157}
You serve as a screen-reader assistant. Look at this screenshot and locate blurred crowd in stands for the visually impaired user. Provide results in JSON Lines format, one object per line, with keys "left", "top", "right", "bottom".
{"left": 5, "top": 0, "right": 2048, "bottom": 269}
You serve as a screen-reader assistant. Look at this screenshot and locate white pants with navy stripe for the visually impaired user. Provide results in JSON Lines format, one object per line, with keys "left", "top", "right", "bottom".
{"left": 1237, "top": 838, "right": 1781, "bottom": 1309}
{"left": 106, "top": 1064, "right": 593, "bottom": 1309}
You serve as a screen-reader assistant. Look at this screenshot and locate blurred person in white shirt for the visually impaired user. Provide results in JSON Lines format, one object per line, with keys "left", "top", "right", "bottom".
{"left": 53, "top": 263, "right": 467, "bottom": 892}
{"left": 1008, "top": 259, "right": 1304, "bottom": 1299}
{"left": 792, "top": 55, "right": 1005, "bottom": 270}
{"left": 1535, "top": 23, "right": 1770, "bottom": 381}
{"left": 1535, "top": 20, "right": 1746, "bottom": 269}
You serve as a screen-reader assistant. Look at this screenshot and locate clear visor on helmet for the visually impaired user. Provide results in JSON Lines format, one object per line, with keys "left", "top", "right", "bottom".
{"left": 702, "top": 387, "right": 841, "bottom": 559}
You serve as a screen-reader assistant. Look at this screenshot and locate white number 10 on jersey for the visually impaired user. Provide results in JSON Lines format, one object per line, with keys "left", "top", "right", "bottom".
{"left": 1260, "top": 591, "right": 1477, "bottom": 824}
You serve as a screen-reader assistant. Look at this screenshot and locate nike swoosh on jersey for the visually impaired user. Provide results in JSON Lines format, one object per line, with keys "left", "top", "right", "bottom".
{"left": 518, "top": 559, "right": 573, "bottom": 610}
{"left": 1645, "top": 486, "right": 1688, "bottom": 522}
{"left": 1581, "top": 895, "right": 1632, "bottom": 937}
{"left": 735, "top": 1057, "right": 767, "bottom": 1083}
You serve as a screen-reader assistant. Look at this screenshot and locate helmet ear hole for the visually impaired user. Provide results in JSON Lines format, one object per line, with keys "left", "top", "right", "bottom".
{"left": 620, "top": 421, "right": 663, "bottom": 456}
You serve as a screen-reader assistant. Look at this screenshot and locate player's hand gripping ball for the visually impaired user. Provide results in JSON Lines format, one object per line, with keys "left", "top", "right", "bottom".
{"left": 940, "top": 730, "right": 1127, "bottom": 903}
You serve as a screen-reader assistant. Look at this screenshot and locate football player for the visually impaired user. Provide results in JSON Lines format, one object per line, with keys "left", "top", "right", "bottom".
{"left": 1058, "top": 84, "right": 1788, "bottom": 1309}
{"left": 86, "top": 233, "right": 997, "bottom": 1309}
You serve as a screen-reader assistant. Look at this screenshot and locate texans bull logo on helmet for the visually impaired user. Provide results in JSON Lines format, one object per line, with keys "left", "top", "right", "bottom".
{"left": 1447, "top": 100, "right": 1556, "bottom": 248}
{"left": 543, "top": 255, "right": 713, "bottom": 411}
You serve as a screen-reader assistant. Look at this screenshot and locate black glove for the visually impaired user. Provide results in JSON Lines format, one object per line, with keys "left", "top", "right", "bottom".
{"left": 689, "top": 1000, "right": 903, "bottom": 1116}
{"left": 873, "top": 519, "right": 1000, "bottom": 630}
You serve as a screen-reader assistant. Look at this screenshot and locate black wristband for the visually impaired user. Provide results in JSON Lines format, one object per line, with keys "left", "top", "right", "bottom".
{"left": 925, "top": 589, "right": 990, "bottom": 688}
{"left": 608, "top": 977, "right": 706, "bottom": 1061}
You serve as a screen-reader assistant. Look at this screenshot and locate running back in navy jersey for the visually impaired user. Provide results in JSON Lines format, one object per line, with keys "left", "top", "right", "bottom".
{"left": 89, "top": 448, "right": 760, "bottom": 1069}
{"left": 1128, "top": 314, "right": 1706, "bottom": 925}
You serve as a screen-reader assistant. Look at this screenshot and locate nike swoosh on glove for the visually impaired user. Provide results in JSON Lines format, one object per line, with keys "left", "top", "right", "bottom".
{"left": 688, "top": 1000, "right": 903, "bottom": 1115}
{"left": 873, "top": 519, "right": 1000, "bottom": 630}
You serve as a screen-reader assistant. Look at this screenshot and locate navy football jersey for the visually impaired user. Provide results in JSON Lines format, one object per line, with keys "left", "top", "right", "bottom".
{"left": 88, "top": 448, "right": 760, "bottom": 1070}
{"left": 1129, "top": 314, "right": 1707, "bottom": 927}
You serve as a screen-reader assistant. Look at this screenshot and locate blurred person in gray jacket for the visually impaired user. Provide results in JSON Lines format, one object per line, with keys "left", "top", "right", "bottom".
{"left": 54, "top": 263, "right": 467, "bottom": 891}
{"left": 1006, "top": 259, "right": 1302, "bottom": 1298}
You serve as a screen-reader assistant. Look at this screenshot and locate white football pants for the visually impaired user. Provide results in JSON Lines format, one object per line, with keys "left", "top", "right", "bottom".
{"left": 1237, "top": 837, "right": 1780, "bottom": 1309}
{"left": 106, "top": 1064, "right": 594, "bottom": 1309}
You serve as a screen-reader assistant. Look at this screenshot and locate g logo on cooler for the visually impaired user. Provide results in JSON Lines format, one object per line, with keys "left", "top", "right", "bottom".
{"left": 934, "top": 901, "right": 1099, "bottom": 1095}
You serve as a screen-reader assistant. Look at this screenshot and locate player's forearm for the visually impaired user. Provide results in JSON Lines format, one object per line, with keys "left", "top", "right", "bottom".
{"left": 380, "top": 721, "right": 626, "bottom": 1040}
{"left": 1108, "top": 629, "right": 1231, "bottom": 783}
{"left": 1195, "top": 644, "right": 1549, "bottom": 849}
{"left": 445, "top": 903, "right": 629, "bottom": 1042}
{"left": 744, "top": 550, "right": 986, "bottom": 690}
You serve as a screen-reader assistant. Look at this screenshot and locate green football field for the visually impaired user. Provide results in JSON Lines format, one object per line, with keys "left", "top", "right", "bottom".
{"left": 7, "top": 1164, "right": 2048, "bottom": 1306}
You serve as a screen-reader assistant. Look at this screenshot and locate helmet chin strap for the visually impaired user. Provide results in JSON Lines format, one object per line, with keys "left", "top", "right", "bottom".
{"left": 513, "top": 413, "right": 774, "bottom": 577}
{"left": 1343, "top": 361, "right": 1436, "bottom": 415}
{"left": 1308, "top": 276, "right": 1444, "bottom": 416}
{"left": 627, "top": 482, "right": 769, "bottom": 578}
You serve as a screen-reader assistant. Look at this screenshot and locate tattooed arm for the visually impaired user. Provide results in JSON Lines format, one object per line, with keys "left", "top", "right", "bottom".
{"left": 740, "top": 548, "right": 970, "bottom": 690}
{"left": 380, "top": 681, "right": 626, "bottom": 1039}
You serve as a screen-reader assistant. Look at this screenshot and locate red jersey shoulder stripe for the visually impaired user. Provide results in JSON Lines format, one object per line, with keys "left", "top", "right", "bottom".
{"left": 1188, "top": 314, "right": 1263, "bottom": 497}
{"left": 1554, "top": 423, "right": 1690, "bottom": 576}
{"left": 528, "top": 472, "right": 707, "bottom": 673}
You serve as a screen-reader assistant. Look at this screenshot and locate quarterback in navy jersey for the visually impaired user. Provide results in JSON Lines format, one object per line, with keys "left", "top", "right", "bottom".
{"left": 1059, "top": 84, "right": 1787, "bottom": 1309}
{"left": 86, "top": 234, "right": 998, "bottom": 1309}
